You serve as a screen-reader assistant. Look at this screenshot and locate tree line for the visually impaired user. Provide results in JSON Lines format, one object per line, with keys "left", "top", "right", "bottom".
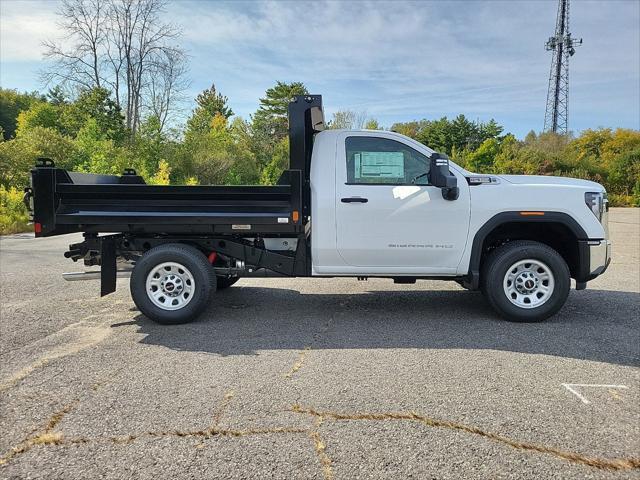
{"left": 0, "top": 0, "right": 638, "bottom": 233}
{"left": 391, "top": 117, "right": 640, "bottom": 207}
{"left": 1, "top": 79, "right": 639, "bottom": 234}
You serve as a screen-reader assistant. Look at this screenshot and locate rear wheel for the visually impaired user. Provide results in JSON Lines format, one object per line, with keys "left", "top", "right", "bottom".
{"left": 130, "top": 243, "right": 214, "bottom": 324}
{"left": 480, "top": 240, "right": 570, "bottom": 322}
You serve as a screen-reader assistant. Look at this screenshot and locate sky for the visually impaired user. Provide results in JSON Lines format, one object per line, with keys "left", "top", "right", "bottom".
{"left": 1, "top": 0, "right": 639, "bottom": 138}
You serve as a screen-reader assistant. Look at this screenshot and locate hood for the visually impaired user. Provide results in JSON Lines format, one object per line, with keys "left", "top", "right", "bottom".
{"left": 497, "top": 174, "right": 604, "bottom": 191}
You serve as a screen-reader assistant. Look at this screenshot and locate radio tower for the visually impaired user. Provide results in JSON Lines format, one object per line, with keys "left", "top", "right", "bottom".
{"left": 543, "top": 0, "right": 582, "bottom": 134}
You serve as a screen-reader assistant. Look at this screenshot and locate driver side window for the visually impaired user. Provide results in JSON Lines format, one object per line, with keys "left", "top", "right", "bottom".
{"left": 345, "top": 136, "right": 430, "bottom": 185}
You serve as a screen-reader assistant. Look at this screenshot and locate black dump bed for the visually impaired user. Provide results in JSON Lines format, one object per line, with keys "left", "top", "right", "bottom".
{"left": 26, "top": 95, "right": 324, "bottom": 238}
{"left": 27, "top": 161, "right": 303, "bottom": 237}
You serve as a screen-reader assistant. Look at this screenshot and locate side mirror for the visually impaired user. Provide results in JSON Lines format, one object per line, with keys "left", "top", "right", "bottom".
{"left": 430, "top": 153, "right": 459, "bottom": 201}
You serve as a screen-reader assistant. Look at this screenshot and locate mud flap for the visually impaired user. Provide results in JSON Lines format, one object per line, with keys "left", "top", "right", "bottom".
{"left": 100, "top": 236, "right": 117, "bottom": 296}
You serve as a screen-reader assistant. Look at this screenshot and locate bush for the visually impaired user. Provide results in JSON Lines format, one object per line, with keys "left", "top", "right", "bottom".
{"left": 149, "top": 159, "right": 171, "bottom": 185}
{"left": 609, "top": 193, "right": 639, "bottom": 207}
{"left": 0, "top": 186, "right": 30, "bottom": 235}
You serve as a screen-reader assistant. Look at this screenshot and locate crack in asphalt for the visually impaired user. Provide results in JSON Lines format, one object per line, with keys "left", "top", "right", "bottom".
{"left": 308, "top": 416, "right": 334, "bottom": 480}
{"left": 1, "top": 297, "right": 638, "bottom": 476}
{"left": 3, "top": 396, "right": 639, "bottom": 476}
{"left": 290, "top": 405, "right": 640, "bottom": 472}
{"left": 0, "top": 399, "right": 308, "bottom": 467}
{"left": 285, "top": 346, "right": 311, "bottom": 378}
{"left": 0, "top": 402, "right": 79, "bottom": 466}
{"left": 284, "top": 315, "right": 334, "bottom": 379}
{"left": 0, "top": 322, "right": 111, "bottom": 393}
{"left": 211, "top": 390, "right": 235, "bottom": 428}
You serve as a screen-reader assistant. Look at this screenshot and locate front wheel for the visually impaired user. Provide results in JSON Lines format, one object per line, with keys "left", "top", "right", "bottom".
{"left": 130, "top": 243, "right": 215, "bottom": 324}
{"left": 480, "top": 240, "right": 570, "bottom": 322}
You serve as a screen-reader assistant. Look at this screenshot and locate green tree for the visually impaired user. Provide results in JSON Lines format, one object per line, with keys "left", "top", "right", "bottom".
{"left": 260, "top": 138, "right": 289, "bottom": 185}
{"left": 72, "top": 118, "right": 119, "bottom": 174}
{"left": 607, "top": 148, "right": 640, "bottom": 196}
{"left": 46, "top": 85, "right": 68, "bottom": 106}
{"left": 0, "top": 186, "right": 30, "bottom": 234}
{"left": 364, "top": 119, "right": 381, "bottom": 130}
{"left": 257, "top": 81, "right": 308, "bottom": 119}
{"left": 571, "top": 128, "right": 612, "bottom": 160}
{"left": 185, "top": 83, "right": 234, "bottom": 138}
{"left": 16, "top": 103, "right": 60, "bottom": 136}
{"left": 390, "top": 120, "right": 429, "bottom": 139}
{"left": 524, "top": 130, "right": 537, "bottom": 144}
{"left": 600, "top": 129, "right": 640, "bottom": 165}
{"left": 416, "top": 118, "right": 453, "bottom": 153}
{"left": 184, "top": 113, "right": 258, "bottom": 186}
{"left": 61, "top": 87, "right": 126, "bottom": 142}
{"left": 450, "top": 114, "right": 477, "bottom": 151}
{"left": 150, "top": 159, "right": 172, "bottom": 185}
{"left": 476, "top": 119, "right": 504, "bottom": 147}
{"left": 466, "top": 138, "right": 500, "bottom": 173}
{"left": 132, "top": 115, "right": 171, "bottom": 179}
{"left": 0, "top": 126, "right": 76, "bottom": 187}
{"left": 527, "top": 131, "right": 570, "bottom": 154}
{"left": 0, "top": 89, "right": 44, "bottom": 140}
{"left": 252, "top": 81, "right": 308, "bottom": 142}
{"left": 394, "top": 115, "right": 504, "bottom": 155}
{"left": 243, "top": 81, "right": 307, "bottom": 179}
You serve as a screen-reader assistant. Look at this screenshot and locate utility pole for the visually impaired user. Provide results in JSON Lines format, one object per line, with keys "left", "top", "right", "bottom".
{"left": 543, "top": 0, "right": 582, "bottom": 134}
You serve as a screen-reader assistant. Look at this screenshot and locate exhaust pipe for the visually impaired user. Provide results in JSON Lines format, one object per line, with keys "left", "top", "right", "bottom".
{"left": 62, "top": 270, "right": 133, "bottom": 281}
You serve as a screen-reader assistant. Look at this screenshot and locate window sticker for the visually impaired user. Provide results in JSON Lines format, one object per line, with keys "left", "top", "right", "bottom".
{"left": 354, "top": 151, "right": 404, "bottom": 179}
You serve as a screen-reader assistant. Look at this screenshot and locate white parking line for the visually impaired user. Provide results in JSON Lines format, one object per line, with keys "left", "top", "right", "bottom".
{"left": 561, "top": 384, "right": 629, "bottom": 404}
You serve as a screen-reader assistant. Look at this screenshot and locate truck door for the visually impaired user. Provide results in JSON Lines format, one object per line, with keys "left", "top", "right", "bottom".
{"left": 335, "top": 132, "right": 470, "bottom": 274}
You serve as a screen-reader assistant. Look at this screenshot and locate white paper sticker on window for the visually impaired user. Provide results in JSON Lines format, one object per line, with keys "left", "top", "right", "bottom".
{"left": 355, "top": 151, "right": 404, "bottom": 179}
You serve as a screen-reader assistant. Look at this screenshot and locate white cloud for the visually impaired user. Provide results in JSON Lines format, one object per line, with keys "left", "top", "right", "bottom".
{"left": 0, "top": 1, "right": 59, "bottom": 62}
{"left": 0, "top": 0, "right": 637, "bottom": 134}
{"left": 171, "top": 0, "right": 638, "bottom": 133}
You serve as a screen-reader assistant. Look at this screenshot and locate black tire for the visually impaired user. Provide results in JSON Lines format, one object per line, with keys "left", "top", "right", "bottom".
{"left": 480, "top": 240, "right": 570, "bottom": 322}
{"left": 130, "top": 243, "right": 215, "bottom": 325}
{"left": 216, "top": 276, "right": 240, "bottom": 290}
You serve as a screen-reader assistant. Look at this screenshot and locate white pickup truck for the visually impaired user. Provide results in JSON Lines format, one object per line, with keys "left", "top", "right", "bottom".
{"left": 27, "top": 95, "right": 611, "bottom": 324}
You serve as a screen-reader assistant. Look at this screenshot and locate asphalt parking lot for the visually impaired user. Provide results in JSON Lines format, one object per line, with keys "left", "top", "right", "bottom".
{"left": 1, "top": 208, "right": 638, "bottom": 479}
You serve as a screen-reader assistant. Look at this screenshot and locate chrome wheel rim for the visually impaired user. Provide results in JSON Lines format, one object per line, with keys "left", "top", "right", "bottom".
{"left": 146, "top": 262, "right": 195, "bottom": 310}
{"left": 503, "top": 259, "right": 555, "bottom": 309}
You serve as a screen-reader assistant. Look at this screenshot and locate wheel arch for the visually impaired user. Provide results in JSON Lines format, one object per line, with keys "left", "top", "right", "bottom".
{"left": 467, "top": 211, "right": 588, "bottom": 289}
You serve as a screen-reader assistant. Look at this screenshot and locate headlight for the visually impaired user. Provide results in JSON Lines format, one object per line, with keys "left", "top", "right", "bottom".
{"left": 585, "top": 192, "right": 606, "bottom": 222}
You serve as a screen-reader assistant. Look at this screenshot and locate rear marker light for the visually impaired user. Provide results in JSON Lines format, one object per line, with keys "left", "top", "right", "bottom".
{"left": 34, "top": 222, "right": 42, "bottom": 233}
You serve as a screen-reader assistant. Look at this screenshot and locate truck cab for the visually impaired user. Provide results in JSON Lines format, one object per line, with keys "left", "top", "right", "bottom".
{"left": 26, "top": 95, "right": 611, "bottom": 325}
{"left": 310, "top": 128, "right": 609, "bottom": 280}
{"left": 311, "top": 129, "right": 471, "bottom": 276}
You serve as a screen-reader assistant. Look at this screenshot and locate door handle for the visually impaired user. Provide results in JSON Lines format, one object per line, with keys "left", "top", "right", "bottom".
{"left": 341, "top": 197, "right": 368, "bottom": 203}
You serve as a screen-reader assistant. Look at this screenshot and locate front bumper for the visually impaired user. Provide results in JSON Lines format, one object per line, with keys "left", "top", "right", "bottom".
{"left": 577, "top": 239, "right": 612, "bottom": 283}
{"left": 588, "top": 239, "right": 611, "bottom": 276}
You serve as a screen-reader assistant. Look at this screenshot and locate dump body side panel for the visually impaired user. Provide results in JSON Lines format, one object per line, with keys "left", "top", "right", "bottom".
{"left": 29, "top": 166, "right": 304, "bottom": 237}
